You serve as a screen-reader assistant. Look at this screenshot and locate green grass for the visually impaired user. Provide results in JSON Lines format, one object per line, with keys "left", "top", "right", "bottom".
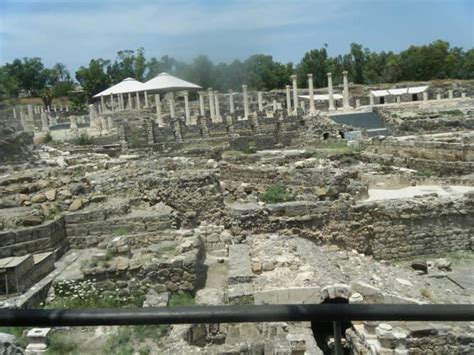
{"left": 73, "top": 132, "right": 93, "bottom": 146}
{"left": 415, "top": 169, "right": 432, "bottom": 178}
{"left": 260, "top": 185, "right": 293, "bottom": 204}
{"left": 242, "top": 147, "right": 257, "bottom": 154}
{"left": 169, "top": 292, "right": 196, "bottom": 307}
{"left": 46, "top": 332, "right": 79, "bottom": 354}
{"left": 222, "top": 150, "right": 243, "bottom": 158}
{"left": 113, "top": 227, "right": 129, "bottom": 236}
{"left": 105, "top": 325, "right": 169, "bottom": 355}
{"left": 229, "top": 295, "right": 254, "bottom": 305}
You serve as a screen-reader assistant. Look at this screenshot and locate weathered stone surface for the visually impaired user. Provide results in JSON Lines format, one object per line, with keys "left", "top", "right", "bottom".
{"left": 68, "top": 199, "right": 83, "bottom": 211}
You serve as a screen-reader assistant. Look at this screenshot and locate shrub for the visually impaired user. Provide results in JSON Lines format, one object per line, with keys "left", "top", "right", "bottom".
{"left": 169, "top": 292, "right": 196, "bottom": 307}
{"left": 46, "top": 332, "right": 79, "bottom": 354}
{"left": 242, "top": 147, "right": 256, "bottom": 154}
{"left": 416, "top": 169, "right": 432, "bottom": 177}
{"left": 260, "top": 185, "right": 293, "bottom": 204}
{"left": 74, "top": 132, "right": 93, "bottom": 145}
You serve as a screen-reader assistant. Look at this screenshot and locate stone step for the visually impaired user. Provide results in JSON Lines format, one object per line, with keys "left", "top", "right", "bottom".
{"left": 228, "top": 244, "right": 255, "bottom": 285}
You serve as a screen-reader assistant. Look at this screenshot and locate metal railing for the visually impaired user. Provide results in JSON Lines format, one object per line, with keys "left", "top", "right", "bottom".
{"left": 1, "top": 304, "right": 473, "bottom": 355}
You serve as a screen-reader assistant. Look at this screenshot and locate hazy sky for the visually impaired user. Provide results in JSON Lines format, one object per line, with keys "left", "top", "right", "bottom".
{"left": 1, "top": 0, "right": 473, "bottom": 73}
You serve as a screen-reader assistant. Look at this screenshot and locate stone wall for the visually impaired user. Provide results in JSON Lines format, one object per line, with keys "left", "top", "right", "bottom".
{"left": 228, "top": 193, "right": 474, "bottom": 260}
{"left": 0, "top": 218, "right": 67, "bottom": 258}
{"left": 361, "top": 138, "right": 474, "bottom": 175}
{"left": 65, "top": 203, "right": 177, "bottom": 248}
{"left": 138, "top": 171, "right": 224, "bottom": 223}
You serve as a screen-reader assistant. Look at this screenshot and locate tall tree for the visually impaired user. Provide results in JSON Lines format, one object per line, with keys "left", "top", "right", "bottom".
{"left": 75, "top": 59, "right": 111, "bottom": 98}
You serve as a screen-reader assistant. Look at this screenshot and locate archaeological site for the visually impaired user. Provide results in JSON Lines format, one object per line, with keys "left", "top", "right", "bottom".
{"left": 0, "top": 68, "right": 473, "bottom": 354}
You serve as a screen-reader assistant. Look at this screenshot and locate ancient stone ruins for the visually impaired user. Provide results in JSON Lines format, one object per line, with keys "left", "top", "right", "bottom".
{"left": 0, "top": 72, "right": 473, "bottom": 354}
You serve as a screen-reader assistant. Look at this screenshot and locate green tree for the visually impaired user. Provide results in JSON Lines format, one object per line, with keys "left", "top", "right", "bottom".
{"left": 297, "top": 45, "right": 330, "bottom": 87}
{"left": 75, "top": 59, "right": 111, "bottom": 98}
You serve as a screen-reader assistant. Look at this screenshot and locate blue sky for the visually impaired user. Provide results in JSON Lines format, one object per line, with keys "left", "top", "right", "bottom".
{"left": 1, "top": 0, "right": 473, "bottom": 73}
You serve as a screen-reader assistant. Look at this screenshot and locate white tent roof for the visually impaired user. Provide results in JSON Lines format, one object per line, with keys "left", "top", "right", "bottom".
{"left": 371, "top": 89, "right": 390, "bottom": 97}
{"left": 93, "top": 77, "right": 145, "bottom": 98}
{"left": 299, "top": 94, "right": 343, "bottom": 101}
{"left": 408, "top": 86, "right": 429, "bottom": 94}
{"left": 371, "top": 86, "right": 429, "bottom": 97}
{"left": 388, "top": 88, "right": 407, "bottom": 96}
{"left": 141, "top": 72, "right": 201, "bottom": 92}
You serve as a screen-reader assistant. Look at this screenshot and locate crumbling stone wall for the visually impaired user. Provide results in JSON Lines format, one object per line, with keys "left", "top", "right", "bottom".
{"left": 139, "top": 171, "right": 224, "bottom": 223}
{"left": 361, "top": 138, "right": 474, "bottom": 175}
{"left": 228, "top": 193, "right": 473, "bottom": 260}
{"left": 0, "top": 218, "right": 67, "bottom": 258}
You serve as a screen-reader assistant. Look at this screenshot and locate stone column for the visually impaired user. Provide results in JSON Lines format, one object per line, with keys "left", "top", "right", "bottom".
{"left": 168, "top": 92, "right": 175, "bottom": 118}
{"left": 242, "top": 85, "right": 249, "bottom": 119}
{"left": 198, "top": 92, "right": 205, "bottom": 116}
{"left": 448, "top": 89, "right": 453, "bottom": 100}
{"left": 13, "top": 107, "right": 17, "bottom": 119}
{"left": 53, "top": 106, "right": 57, "bottom": 112}
{"left": 155, "top": 94, "right": 164, "bottom": 126}
{"left": 184, "top": 91, "right": 190, "bottom": 125}
{"left": 119, "top": 94, "right": 124, "bottom": 110}
{"left": 291, "top": 75, "right": 298, "bottom": 115}
{"left": 127, "top": 93, "right": 132, "bottom": 110}
{"left": 436, "top": 93, "right": 441, "bottom": 100}
{"left": 228, "top": 90, "right": 235, "bottom": 113}
{"left": 107, "top": 117, "right": 114, "bottom": 130}
{"left": 27, "top": 104, "right": 34, "bottom": 123}
{"left": 308, "top": 73, "right": 315, "bottom": 115}
{"left": 423, "top": 92, "right": 428, "bottom": 101}
{"left": 272, "top": 100, "right": 277, "bottom": 112}
{"left": 396, "top": 96, "right": 401, "bottom": 104}
{"left": 214, "top": 91, "right": 221, "bottom": 122}
{"left": 66, "top": 106, "right": 69, "bottom": 112}
{"left": 144, "top": 91, "right": 149, "bottom": 107}
{"left": 100, "top": 96, "right": 105, "bottom": 112}
{"left": 89, "top": 104, "right": 97, "bottom": 129}
{"left": 327, "top": 72, "right": 335, "bottom": 111}
{"left": 286, "top": 85, "right": 292, "bottom": 114}
{"left": 70, "top": 116, "right": 78, "bottom": 131}
{"left": 461, "top": 92, "right": 466, "bottom": 98}
{"left": 208, "top": 88, "right": 215, "bottom": 121}
{"left": 356, "top": 99, "right": 360, "bottom": 108}
{"left": 41, "top": 112, "right": 49, "bottom": 132}
{"left": 109, "top": 93, "right": 113, "bottom": 111}
{"left": 257, "top": 91, "right": 263, "bottom": 111}
{"left": 136, "top": 92, "right": 141, "bottom": 110}
{"left": 342, "top": 71, "right": 350, "bottom": 109}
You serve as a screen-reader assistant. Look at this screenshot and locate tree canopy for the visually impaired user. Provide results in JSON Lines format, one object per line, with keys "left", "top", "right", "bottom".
{"left": 1, "top": 40, "right": 473, "bottom": 100}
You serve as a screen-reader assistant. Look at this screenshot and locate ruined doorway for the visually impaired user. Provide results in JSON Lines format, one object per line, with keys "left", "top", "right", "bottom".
{"left": 323, "top": 132, "right": 329, "bottom": 140}
{"left": 412, "top": 94, "right": 418, "bottom": 101}
{"left": 380, "top": 96, "right": 385, "bottom": 104}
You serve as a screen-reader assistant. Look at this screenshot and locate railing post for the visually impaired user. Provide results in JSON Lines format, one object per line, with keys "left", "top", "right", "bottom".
{"left": 333, "top": 320, "right": 343, "bottom": 355}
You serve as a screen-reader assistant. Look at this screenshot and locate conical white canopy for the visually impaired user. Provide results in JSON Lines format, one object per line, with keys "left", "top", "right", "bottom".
{"left": 93, "top": 77, "right": 145, "bottom": 98}
{"left": 141, "top": 72, "right": 201, "bottom": 92}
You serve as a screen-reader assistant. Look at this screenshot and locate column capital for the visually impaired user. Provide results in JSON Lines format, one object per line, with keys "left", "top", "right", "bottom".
{"left": 183, "top": 91, "right": 189, "bottom": 96}
{"left": 327, "top": 72, "right": 332, "bottom": 77}
{"left": 290, "top": 74, "right": 297, "bottom": 80}
{"left": 342, "top": 70, "right": 348, "bottom": 75}
{"left": 307, "top": 73, "right": 313, "bottom": 78}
